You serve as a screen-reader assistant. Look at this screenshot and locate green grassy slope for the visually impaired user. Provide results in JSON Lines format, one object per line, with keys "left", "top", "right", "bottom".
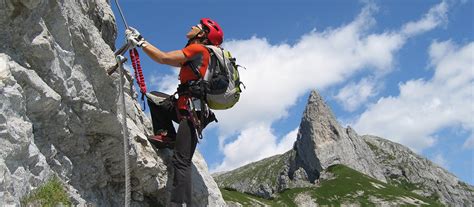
{"left": 220, "top": 164, "right": 444, "bottom": 206}
{"left": 215, "top": 150, "right": 293, "bottom": 188}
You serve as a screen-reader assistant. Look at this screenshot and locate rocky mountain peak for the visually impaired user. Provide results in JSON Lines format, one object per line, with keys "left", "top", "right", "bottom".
{"left": 295, "top": 90, "right": 386, "bottom": 182}
{"left": 215, "top": 90, "right": 473, "bottom": 206}
{"left": 300, "top": 90, "right": 344, "bottom": 144}
{"left": 304, "top": 91, "right": 338, "bottom": 124}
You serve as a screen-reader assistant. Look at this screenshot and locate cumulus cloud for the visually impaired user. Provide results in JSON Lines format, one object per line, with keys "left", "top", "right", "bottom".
{"left": 216, "top": 1, "right": 448, "bottom": 137}
{"left": 277, "top": 128, "right": 299, "bottom": 153}
{"left": 353, "top": 40, "right": 474, "bottom": 152}
{"left": 335, "top": 77, "right": 378, "bottom": 112}
{"left": 208, "top": 1, "right": 450, "bottom": 171}
{"left": 212, "top": 125, "right": 298, "bottom": 172}
{"left": 401, "top": 1, "right": 448, "bottom": 36}
{"left": 147, "top": 69, "right": 179, "bottom": 95}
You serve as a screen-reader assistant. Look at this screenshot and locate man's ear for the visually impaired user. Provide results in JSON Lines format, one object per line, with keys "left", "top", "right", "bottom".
{"left": 197, "top": 32, "right": 206, "bottom": 38}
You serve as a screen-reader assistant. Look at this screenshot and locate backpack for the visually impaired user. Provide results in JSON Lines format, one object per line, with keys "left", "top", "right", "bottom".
{"left": 201, "top": 45, "right": 243, "bottom": 110}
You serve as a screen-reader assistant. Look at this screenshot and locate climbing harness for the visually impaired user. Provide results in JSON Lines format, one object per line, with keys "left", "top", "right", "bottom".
{"left": 175, "top": 84, "right": 217, "bottom": 140}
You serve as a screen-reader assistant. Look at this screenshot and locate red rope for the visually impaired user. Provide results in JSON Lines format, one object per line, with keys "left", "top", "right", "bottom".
{"left": 130, "top": 48, "right": 147, "bottom": 94}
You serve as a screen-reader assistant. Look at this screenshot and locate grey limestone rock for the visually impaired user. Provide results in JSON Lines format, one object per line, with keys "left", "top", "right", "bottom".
{"left": 295, "top": 91, "right": 386, "bottom": 182}
{"left": 214, "top": 148, "right": 315, "bottom": 199}
{"left": 363, "top": 135, "right": 474, "bottom": 206}
{"left": 0, "top": 56, "right": 53, "bottom": 204}
{"left": 192, "top": 152, "right": 227, "bottom": 207}
{"left": 226, "top": 201, "right": 244, "bottom": 207}
{"left": 293, "top": 192, "right": 318, "bottom": 207}
{"left": 0, "top": 0, "right": 224, "bottom": 206}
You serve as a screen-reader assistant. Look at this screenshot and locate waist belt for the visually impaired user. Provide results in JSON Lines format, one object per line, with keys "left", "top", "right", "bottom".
{"left": 177, "top": 80, "right": 210, "bottom": 98}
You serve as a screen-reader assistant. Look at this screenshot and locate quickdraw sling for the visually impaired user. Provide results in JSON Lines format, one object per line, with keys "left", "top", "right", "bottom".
{"left": 129, "top": 48, "right": 147, "bottom": 109}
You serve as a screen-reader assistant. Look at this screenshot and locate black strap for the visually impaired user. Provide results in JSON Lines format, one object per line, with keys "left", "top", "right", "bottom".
{"left": 186, "top": 61, "right": 202, "bottom": 79}
{"left": 177, "top": 80, "right": 210, "bottom": 99}
{"left": 185, "top": 46, "right": 223, "bottom": 81}
{"left": 208, "top": 49, "right": 218, "bottom": 76}
{"left": 141, "top": 93, "right": 146, "bottom": 111}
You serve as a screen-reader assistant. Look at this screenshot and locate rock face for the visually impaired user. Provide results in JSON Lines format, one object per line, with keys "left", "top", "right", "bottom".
{"left": 214, "top": 150, "right": 314, "bottom": 199}
{"left": 0, "top": 1, "right": 225, "bottom": 206}
{"left": 295, "top": 91, "right": 386, "bottom": 182}
{"left": 216, "top": 91, "right": 386, "bottom": 198}
{"left": 363, "top": 135, "right": 474, "bottom": 206}
{"left": 215, "top": 90, "right": 473, "bottom": 206}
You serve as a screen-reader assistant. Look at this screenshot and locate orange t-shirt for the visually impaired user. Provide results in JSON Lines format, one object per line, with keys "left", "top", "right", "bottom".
{"left": 177, "top": 43, "right": 210, "bottom": 109}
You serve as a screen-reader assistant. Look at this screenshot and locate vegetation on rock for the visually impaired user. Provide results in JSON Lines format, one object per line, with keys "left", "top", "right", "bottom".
{"left": 21, "top": 176, "right": 71, "bottom": 207}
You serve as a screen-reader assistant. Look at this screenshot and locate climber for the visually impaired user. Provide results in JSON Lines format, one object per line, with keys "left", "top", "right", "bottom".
{"left": 125, "top": 18, "right": 222, "bottom": 205}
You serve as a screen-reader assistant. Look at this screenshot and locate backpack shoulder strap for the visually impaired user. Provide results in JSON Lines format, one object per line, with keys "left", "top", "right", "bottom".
{"left": 205, "top": 45, "right": 226, "bottom": 65}
{"left": 184, "top": 45, "right": 213, "bottom": 80}
{"left": 202, "top": 45, "right": 220, "bottom": 81}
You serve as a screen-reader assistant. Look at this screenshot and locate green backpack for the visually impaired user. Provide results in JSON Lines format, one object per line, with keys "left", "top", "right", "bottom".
{"left": 202, "top": 45, "right": 244, "bottom": 110}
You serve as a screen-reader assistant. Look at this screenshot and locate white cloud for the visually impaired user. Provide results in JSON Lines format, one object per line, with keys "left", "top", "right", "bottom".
{"left": 353, "top": 41, "right": 474, "bottom": 152}
{"left": 147, "top": 69, "right": 179, "bottom": 95}
{"left": 277, "top": 128, "right": 299, "bottom": 153}
{"left": 212, "top": 125, "right": 298, "bottom": 172}
{"left": 212, "top": 1, "right": 449, "bottom": 171}
{"left": 401, "top": 1, "right": 448, "bottom": 36}
{"left": 216, "top": 1, "right": 448, "bottom": 139}
{"left": 335, "top": 77, "right": 378, "bottom": 112}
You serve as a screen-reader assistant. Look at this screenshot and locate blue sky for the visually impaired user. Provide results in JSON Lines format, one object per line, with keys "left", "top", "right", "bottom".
{"left": 113, "top": 0, "right": 473, "bottom": 185}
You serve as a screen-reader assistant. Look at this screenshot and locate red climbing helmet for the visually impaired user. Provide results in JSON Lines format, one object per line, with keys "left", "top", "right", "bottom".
{"left": 200, "top": 18, "right": 223, "bottom": 45}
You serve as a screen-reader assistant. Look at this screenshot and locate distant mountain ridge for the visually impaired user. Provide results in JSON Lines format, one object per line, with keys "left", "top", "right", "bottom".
{"left": 214, "top": 90, "right": 473, "bottom": 206}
